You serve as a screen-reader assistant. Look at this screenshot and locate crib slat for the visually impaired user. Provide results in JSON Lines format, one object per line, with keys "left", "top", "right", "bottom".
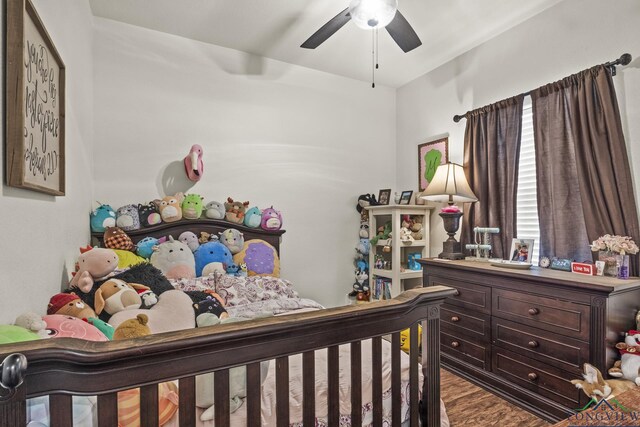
{"left": 372, "top": 336, "right": 382, "bottom": 427}
{"left": 327, "top": 345, "right": 340, "bottom": 425}
{"left": 391, "top": 332, "right": 402, "bottom": 426}
{"left": 179, "top": 376, "right": 196, "bottom": 427}
{"left": 302, "top": 351, "right": 315, "bottom": 426}
{"left": 49, "top": 394, "right": 73, "bottom": 427}
{"left": 409, "top": 324, "right": 419, "bottom": 427}
{"left": 0, "top": 384, "right": 26, "bottom": 427}
{"left": 97, "top": 393, "right": 118, "bottom": 427}
{"left": 350, "top": 341, "right": 362, "bottom": 427}
{"left": 275, "top": 356, "right": 289, "bottom": 427}
{"left": 214, "top": 369, "right": 230, "bottom": 427}
{"left": 140, "top": 384, "right": 159, "bottom": 427}
{"left": 246, "top": 362, "right": 262, "bottom": 427}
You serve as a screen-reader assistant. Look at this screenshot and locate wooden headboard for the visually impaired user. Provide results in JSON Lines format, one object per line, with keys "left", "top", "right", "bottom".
{"left": 91, "top": 218, "right": 286, "bottom": 254}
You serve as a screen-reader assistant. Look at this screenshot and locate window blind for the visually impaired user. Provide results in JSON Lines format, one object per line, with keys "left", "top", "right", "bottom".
{"left": 516, "top": 97, "right": 540, "bottom": 264}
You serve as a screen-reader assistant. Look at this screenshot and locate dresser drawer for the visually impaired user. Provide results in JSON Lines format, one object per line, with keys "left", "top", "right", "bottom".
{"left": 441, "top": 304, "right": 491, "bottom": 342}
{"left": 492, "top": 318, "right": 588, "bottom": 375}
{"left": 429, "top": 277, "right": 491, "bottom": 314}
{"left": 492, "top": 348, "right": 587, "bottom": 408}
{"left": 492, "top": 289, "right": 590, "bottom": 340}
{"left": 441, "top": 330, "right": 490, "bottom": 369}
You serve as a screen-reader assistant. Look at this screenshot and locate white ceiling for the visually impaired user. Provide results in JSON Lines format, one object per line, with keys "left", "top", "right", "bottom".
{"left": 89, "top": 0, "right": 564, "bottom": 87}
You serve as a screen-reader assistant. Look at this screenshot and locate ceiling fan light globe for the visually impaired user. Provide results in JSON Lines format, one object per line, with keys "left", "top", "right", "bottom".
{"left": 349, "top": 0, "right": 398, "bottom": 30}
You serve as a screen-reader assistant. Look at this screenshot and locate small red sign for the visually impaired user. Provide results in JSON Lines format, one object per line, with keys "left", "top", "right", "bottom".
{"left": 571, "top": 262, "right": 595, "bottom": 276}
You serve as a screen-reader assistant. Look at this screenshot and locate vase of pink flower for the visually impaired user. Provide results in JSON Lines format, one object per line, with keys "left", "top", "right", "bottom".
{"left": 590, "top": 234, "right": 639, "bottom": 279}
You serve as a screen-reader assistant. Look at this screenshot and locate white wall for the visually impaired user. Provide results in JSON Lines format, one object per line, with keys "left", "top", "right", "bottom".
{"left": 396, "top": 0, "right": 640, "bottom": 257}
{"left": 92, "top": 18, "right": 396, "bottom": 308}
{"left": 0, "top": 0, "right": 94, "bottom": 324}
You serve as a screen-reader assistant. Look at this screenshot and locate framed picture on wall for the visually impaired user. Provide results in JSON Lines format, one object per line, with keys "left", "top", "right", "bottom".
{"left": 418, "top": 137, "right": 448, "bottom": 191}
{"left": 6, "top": 0, "right": 66, "bottom": 196}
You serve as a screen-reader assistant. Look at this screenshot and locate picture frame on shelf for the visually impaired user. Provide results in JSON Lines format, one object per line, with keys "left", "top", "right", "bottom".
{"left": 378, "top": 189, "right": 391, "bottom": 205}
{"left": 509, "top": 238, "right": 535, "bottom": 263}
{"left": 6, "top": 0, "right": 66, "bottom": 196}
{"left": 399, "top": 190, "right": 413, "bottom": 205}
{"left": 418, "top": 136, "right": 448, "bottom": 192}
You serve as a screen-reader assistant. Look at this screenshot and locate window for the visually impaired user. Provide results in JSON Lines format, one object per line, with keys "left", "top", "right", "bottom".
{"left": 516, "top": 97, "right": 540, "bottom": 264}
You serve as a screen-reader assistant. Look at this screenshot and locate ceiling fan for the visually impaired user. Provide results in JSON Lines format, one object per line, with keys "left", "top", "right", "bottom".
{"left": 301, "top": 0, "right": 422, "bottom": 53}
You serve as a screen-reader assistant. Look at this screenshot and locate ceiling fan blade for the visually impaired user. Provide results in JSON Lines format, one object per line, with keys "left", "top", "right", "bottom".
{"left": 385, "top": 10, "right": 422, "bottom": 53}
{"left": 301, "top": 7, "right": 351, "bottom": 49}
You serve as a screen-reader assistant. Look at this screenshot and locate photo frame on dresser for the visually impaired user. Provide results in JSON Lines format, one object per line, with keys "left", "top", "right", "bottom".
{"left": 509, "top": 238, "right": 535, "bottom": 263}
{"left": 6, "top": 0, "right": 66, "bottom": 196}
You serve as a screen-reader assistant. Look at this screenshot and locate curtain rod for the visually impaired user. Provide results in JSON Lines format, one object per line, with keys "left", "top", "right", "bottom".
{"left": 452, "top": 53, "right": 632, "bottom": 123}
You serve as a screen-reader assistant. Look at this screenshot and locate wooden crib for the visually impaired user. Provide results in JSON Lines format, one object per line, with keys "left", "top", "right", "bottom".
{"left": 0, "top": 286, "right": 452, "bottom": 426}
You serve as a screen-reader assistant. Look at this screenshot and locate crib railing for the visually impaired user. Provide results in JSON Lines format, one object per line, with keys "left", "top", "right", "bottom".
{"left": 0, "top": 286, "right": 454, "bottom": 427}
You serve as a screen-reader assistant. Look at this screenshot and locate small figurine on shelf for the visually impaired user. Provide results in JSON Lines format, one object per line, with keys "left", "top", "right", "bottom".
{"left": 349, "top": 268, "right": 370, "bottom": 303}
{"left": 374, "top": 254, "right": 384, "bottom": 270}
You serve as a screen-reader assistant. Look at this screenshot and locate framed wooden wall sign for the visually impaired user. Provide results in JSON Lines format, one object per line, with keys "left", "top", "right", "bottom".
{"left": 6, "top": 0, "right": 65, "bottom": 196}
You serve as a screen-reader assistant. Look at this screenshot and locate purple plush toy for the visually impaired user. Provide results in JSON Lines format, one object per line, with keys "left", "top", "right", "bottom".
{"left": 260, "top": 207, "right": 282, "bottom": 231}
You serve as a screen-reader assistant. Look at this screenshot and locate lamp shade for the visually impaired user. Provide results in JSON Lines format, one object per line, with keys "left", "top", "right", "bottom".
{"left": 420, "top": 163, "right": 478, "bottom": 204}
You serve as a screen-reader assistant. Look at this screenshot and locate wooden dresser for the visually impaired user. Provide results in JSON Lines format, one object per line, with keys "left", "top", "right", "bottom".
{"left": 420, "top": 259, "right": 640, "bottom": 422}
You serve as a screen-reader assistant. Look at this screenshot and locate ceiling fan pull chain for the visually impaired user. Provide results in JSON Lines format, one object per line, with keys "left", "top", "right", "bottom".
{"left": 371, "top": 29, "right": 376, "bottom": 88}
{"left": 376, "top": 28, "right": 379, "bottom": 69}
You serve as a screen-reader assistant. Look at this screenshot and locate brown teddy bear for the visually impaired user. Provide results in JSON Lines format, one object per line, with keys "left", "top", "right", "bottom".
{"left": 47, "top": 293, "right": 97, "bottom": 319}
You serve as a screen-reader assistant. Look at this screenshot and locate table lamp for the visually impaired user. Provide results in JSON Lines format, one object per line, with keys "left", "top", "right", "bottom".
{"left": 420, "top": 163, "right": 477, "bottom": 259}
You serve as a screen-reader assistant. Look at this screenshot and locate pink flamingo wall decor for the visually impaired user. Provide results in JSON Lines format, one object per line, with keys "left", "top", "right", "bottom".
{"left": 184, "top": 144, "right": 204, "bottom": 182}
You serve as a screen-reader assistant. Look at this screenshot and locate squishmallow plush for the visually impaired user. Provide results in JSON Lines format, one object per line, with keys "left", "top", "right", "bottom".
{"left": 182, "top": 194, "right": 204, "bottom": 220}
{"left": 138, "top": 202, "right": 163, "bottom": 227}
{"left": 0, "top": 325, "right": 40, "bottom": 345}
{"left": 43, "top": 315, "right": 109, "bottom": 341}
{"left": 204, "top": 201, "right": 225, "bottom": 220}
{"left": 224, "top": 197, "right": 249, "bottom": 224}
{"left": 243, "top": 207, "right": 262, "bottom": 228}
{"left": 261, "top": 207, "right": 282, "bottom": 231}
{"left": 47, "top": 293, "right": 97, "bottom": 319}
{"left": 179, "top": 231, "right": 200, "bottom": 252}
{"left": 69, "top": 246, "right": 119, "bottom": 293}
{"left": 116, "top": 204, "right": 141, "bottom": 231}
{"left": 193, "top": 296, "right": 228, "bottom": 320}
{"left": 194, "top": 241, "right": 233, "bottom": 277}
{"left": 112, "top": 249, "right": 147, "bottom": 269}
{"left": 90, "top": 204, "right": 116, "bottom": 233}
{"left": 136, "top": 237, "right": 163, "bottom": 259}
{"left": 104, "top": 227, "right": 135, "bottom": 252}
{"left": 138, "top": 290, "right": 159, "bottom": 309}
{"left": 153, "top": 193, "right": 185, "bottom": 223}
{"left": 150, "top": 236, "right": 196, "bottom": 280}
{"left": 233, "top": 239, "right": 280, "bottom": 277}
{"left": 219, "top": 229, "right": 244, "bottom": 254}
{"left": 93, "top": 279, "right": 150, "bottom": 316}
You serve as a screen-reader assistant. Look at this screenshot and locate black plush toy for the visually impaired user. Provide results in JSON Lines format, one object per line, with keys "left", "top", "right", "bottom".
{"left": 193, "top": 296, "right": 228, "bottom": 320}
{"left": 137, "top": 202, "right": 162, "bottom": 228}
{"left": 356, "top": 193, "right": 379, "bottom": 213}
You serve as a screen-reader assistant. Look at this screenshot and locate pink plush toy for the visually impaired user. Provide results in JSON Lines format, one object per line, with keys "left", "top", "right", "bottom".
{"left": 69, "top": 246, "right": 119, "bottom": 293}
{"left": 43, "top": 314, "right": 108, "bottom": 341}
{"left": 184, "top": 144, "right": 204, "bottom": 182}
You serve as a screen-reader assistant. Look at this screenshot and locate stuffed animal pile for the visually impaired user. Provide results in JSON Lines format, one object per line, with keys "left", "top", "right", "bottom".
{"left": 90, "top": 196, "right": 283, "bottom": 232}
{"left": 351, "top": 193, "right": 376, "bottom": 303}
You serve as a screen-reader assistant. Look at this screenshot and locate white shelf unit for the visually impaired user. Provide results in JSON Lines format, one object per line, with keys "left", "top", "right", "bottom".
{"left": 365, "top": 205, "right": 433, "bottom": 299}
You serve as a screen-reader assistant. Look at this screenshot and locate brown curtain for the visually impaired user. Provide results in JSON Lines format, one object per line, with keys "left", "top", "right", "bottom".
{"left": 531, "top": 65, "right": 640, "bottom": 274}
{"left": 462, "top": 96, "right": 524, "bottom": 259}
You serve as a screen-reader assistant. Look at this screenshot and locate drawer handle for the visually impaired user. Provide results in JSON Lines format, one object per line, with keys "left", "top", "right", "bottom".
{"left": 451, "top": 341, "right": 460, "bottom": 348}
{"left": 528, "top": 340, "right": 539, "bottom": 348}
{"left": 528, "top": 308, "right": 540, "bottom": 315}
{"left": 453, "top": 289, "right": 460, "bottom": 296}
{"left": 451, "top": 316, "right": 460, "bottom": 322}
{"left": 527, "top": 373, "right": 538, "bottom": 381}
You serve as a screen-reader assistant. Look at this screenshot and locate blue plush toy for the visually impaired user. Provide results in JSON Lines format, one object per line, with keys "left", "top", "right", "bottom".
{"left": 356, "top": 238, "right": 370, "bottom": 255}
{"left": 136, "top": 236, "right": 161, "bottom": 259}
{"left": 194, "top": 241, "right": 234, "bottom": 277}
{"left": 90, "top": 204, "right": 116, "bottom": 233}
{"left": 243, "top": 207, "right": 262, "bottom": 228}
{"left": 226, "top": 263, "right": 241, "bottom": 276}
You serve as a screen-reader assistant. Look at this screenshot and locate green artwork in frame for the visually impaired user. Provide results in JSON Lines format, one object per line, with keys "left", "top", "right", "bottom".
{"left": 418, "top": 137, "right": 448, "bottom": 191}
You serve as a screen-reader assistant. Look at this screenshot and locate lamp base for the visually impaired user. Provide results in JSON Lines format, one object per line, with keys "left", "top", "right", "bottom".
{"left": 439, "top": 239, "right": 464, "bottom": 260}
